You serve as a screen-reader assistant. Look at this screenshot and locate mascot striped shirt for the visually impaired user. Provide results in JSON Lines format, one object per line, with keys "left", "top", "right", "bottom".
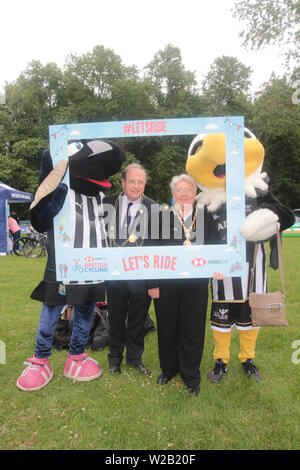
{"left": 69, "top": 189, "right": 107, "bottom": 249}
{"left": 67, "top": 189, "right": 107, "bottom": 286}
{"left": 211, "top": 197, "right": 267, "bottom": 302}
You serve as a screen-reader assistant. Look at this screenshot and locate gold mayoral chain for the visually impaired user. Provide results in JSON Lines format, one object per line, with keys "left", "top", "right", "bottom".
{"left": 109, "top": 194, "right": 147, "bottom": 247}
{"left": 174, "top": 205, "right": 198, "bottom": 246}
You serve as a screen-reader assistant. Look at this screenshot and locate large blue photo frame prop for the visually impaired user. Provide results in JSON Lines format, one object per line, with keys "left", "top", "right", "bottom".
{"left": 50, "top": 116, "right": 246, "bottom": 281}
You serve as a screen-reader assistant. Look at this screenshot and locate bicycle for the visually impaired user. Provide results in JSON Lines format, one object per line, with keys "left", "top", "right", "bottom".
{"left": 24, "top": 231, "right": 47, "bottom": 258}
{"left": 13, "top": 236, "right": 28, "bottom": 256}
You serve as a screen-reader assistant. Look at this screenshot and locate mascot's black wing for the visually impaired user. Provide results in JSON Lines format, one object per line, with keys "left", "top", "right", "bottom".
{"left": 240, "top": 191, "right": 295, "bottom": 244}
{"left": 240, "top": 191, "right": 295, "bottom": 269}
{"left": 257, "top": 191, "right": 295, "bottom": 232}
{"left": 259, "top": 192, "right": 295, "bottom": 269}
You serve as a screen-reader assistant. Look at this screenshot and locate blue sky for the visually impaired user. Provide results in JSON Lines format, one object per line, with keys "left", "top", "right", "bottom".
{"left": 0, "top": 0, "right": 285, "bottom": 95}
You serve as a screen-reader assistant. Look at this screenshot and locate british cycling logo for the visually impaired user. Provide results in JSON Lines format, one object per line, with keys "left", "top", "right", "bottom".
{"left": 73, "top": 257, "right": 108, "bottom": 273}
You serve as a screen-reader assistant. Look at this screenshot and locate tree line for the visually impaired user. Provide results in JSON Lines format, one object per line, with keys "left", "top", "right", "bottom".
{"left": 0, "top": 43, "right": 299, "bottom": 217}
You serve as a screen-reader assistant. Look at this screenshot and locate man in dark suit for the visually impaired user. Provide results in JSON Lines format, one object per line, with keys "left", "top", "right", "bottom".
{"left": 104, "top": 163, "right": 156, "bottom": 375}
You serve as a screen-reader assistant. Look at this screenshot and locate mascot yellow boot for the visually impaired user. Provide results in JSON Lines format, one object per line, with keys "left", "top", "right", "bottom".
{"left": 187, "top": 128, "right": 295, "bottom": 383}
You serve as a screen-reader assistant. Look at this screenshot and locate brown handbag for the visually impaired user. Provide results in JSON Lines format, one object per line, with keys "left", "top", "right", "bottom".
{"left": 249, "top": 230, "right": 288, "bottom": 327}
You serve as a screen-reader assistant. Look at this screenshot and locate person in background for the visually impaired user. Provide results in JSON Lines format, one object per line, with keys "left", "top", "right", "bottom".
{"left": 8, "top": 213, "right": 21, "bottom": 243}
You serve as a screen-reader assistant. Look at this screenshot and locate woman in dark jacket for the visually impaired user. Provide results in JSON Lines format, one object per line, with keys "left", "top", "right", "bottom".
{"left": 148, "top": 174, "right": 223, "bottom": 396}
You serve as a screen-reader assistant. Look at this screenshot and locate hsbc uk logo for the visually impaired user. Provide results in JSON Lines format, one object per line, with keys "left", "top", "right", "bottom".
{"left": 191, "top": 258, "right": 228, "bottom": 267}
{"left": 191, "top": 258, "right": 207, "bottom": 267}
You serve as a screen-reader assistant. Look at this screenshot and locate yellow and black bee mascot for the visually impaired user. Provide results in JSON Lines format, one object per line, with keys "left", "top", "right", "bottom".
{"left": 186, "top": 128, "right": 295, "bottom": 382}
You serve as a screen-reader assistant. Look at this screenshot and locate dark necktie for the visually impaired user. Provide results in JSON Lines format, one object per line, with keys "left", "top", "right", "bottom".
{"left": 123, "top": 202, "right": 133, "bottom": 237}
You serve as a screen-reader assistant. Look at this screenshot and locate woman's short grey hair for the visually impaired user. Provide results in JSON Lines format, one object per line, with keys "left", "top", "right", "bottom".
{"left": 170, "top": 174, "right": 197, "bottom": 195}
{"left": 122, "top": 163, "right": 147, "bottom": 181}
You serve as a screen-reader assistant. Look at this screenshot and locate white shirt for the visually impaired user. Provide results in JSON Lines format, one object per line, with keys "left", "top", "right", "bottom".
{"left": 173, "top": 204, "right": 193, "bottom": 221}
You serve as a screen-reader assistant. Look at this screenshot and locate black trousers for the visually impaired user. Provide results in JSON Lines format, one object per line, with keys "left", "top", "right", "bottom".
{"left": 12, "top": 230, "right": 21, "bottom": 242}
{"left": 106, "top": 280, "right": 151, "bottom": 366}
{"left": 154, "top": 278, "right": 209, "bottom": 388}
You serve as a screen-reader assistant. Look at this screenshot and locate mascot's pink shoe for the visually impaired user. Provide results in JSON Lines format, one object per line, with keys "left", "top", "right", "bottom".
{"left": 64, "top": 353, "right": 102, "bottom": 382}
{"left": 16, "top": 356, "right": 53, "bottom": 391}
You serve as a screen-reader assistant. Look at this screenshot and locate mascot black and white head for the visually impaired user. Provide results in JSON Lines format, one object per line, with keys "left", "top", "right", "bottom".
{"left": 30, "top": 139, "right": 125, "bottom": 233}
{"left": 67, "top": 139, "right": 125, "bottom": 197}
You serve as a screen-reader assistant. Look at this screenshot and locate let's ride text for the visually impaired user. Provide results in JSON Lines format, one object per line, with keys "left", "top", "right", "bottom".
{"left": 123, "top": 120, "right": 167, "bottom": 135}
{"left": 122, "top": 255, "right": 177, "bottom": 272}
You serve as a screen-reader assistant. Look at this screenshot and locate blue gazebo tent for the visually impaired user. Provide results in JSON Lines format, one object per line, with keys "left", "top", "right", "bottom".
{"left": 0, "top": 181, "right": 33, "bottom": 255}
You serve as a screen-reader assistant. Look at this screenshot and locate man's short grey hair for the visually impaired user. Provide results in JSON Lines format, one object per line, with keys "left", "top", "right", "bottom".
{"left": 170, "top": 174, "right": 197, "bottom": 195}
{"left": 122, "top": 163, "right": 147, "bottom": 181}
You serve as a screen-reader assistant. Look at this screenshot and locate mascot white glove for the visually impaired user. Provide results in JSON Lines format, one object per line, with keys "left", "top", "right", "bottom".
{"left": 239, "top": 208, "right": 279, "bottom": 242}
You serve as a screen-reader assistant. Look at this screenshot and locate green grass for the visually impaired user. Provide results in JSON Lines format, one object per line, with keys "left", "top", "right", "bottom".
{"left": 0, "top": 239, "right": 299, "bottom": 450}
